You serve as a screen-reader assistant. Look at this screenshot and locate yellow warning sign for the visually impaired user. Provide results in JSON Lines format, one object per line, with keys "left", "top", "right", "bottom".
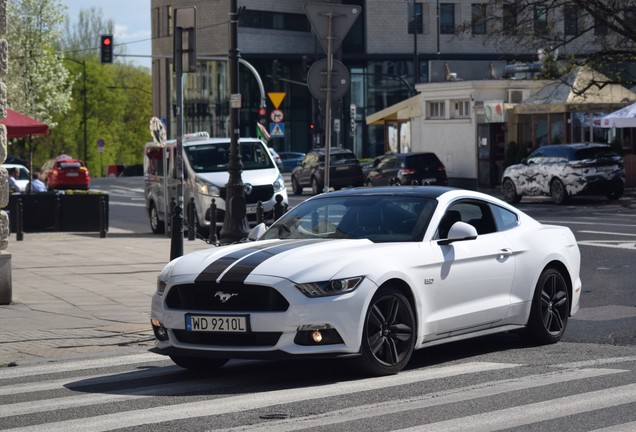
{"left": 268, "top": 92, "right": 286, "bottom": 109}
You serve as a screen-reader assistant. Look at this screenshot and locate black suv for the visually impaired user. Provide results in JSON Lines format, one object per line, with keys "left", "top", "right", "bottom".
{"left": 291, "top": 147, "right": 364, "bottom": 195}
{"left": 365, "top": 152, "right": 448, "bottom": 187}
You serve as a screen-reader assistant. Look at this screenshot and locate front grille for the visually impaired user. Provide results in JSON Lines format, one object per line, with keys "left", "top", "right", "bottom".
{"left": 173, "top": 329, "right": 281, "bottom": 346}
{"left": 165, "top": 282, "right": 289, "bottom": 312}
{"left": 220, "top": 185, "right": 275, "bottom": 204}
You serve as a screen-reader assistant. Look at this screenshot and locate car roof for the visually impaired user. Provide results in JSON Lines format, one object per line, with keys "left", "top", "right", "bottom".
{"left": 312, "top": 186, "right": 457, "bottom": 199}
{"left": 182, "top": 137, "right": 263, "bottom": 147}
{"left": 537, "top": 143, "right": 608, "bottom": 150}
{"left": 310, "top": 147, "right": 354, "bottom": 154}
{"left": 2, "top": 163, "right": 28, "bottom": 169}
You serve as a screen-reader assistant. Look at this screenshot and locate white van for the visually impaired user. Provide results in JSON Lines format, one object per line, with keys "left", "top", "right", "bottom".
{"left": 144, "top": 133, "right": 287, "bottom": 236}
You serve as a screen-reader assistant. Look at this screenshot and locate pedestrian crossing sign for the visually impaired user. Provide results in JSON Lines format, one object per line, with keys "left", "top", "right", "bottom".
{"left": 269, "top": 122, "right": 285, "bottom": 137}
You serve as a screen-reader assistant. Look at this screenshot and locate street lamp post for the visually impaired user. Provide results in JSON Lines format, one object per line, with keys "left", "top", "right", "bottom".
{"left": 220, "top": 0, "right": 249, "bottom": 243}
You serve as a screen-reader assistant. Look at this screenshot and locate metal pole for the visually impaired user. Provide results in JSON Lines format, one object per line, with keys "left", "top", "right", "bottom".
{"left": 413, "top": 0, "right": 419, "bottom": 84}
{"left": 323, "top": 12, "right": 334, "bottom": 194}
{"left": 171, "top": 27, "right": 184, "bottom": 260}
{"left": 82, "top": 61, "right": 87, "bottom": 164}
{"left": 220, "top": 0, "right": 249, "bottom": 243}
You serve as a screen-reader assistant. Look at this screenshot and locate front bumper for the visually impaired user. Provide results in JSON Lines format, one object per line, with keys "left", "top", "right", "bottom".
{"left": 150, "top": 275, "right": 375, "bottom": 359}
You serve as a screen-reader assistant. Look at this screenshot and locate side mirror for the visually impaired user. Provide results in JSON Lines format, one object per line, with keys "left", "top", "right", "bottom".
{"left": 247, "top": 223, "right": 267, "bottom": 241}
{"left": 438, "top": 221, "right": 478, "bottom": 246}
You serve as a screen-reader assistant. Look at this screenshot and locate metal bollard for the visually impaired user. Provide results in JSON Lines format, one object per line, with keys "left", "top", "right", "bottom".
{"left": 256, "top": 201, "right": 263, "bottom": 224}
{"left": 170, "top": 202, "right": 183, "bottom": 260}
{"left": 16, "top": 198, "right": 24, "bottom": 241}
{"left": 208, "top": 198, "right": 217, "bottom": 244}
{"left": 273, "top": 194, "right": 287, "bottom": 220}
{"left": 187, "top": 197, "right": 195, "bottom": 241}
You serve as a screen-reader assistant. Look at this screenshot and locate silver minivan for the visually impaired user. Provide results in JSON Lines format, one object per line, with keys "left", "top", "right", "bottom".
{"left": 144, "top": 135, "right": 287, "bottom": 236}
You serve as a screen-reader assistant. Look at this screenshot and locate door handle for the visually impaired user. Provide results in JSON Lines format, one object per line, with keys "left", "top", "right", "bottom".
{"left": 497, "top": 248, "right": 513, "bottom": 259}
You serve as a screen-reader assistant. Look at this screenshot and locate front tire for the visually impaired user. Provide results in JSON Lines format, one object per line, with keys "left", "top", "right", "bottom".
{"left": 169, "top": 355, "right": 228, "bottom": 370}
{"left": 526, "top": 268, "right": 569, "bottom": 345}
{"left": 355, "top": 286, "right": 416, "bottom": 376}
{"left": 501, "top": 178, "right": 521, "bottom": 204}
{"left": 550, "top": 178, "right": 569, "bottom": 204}
{"left": 149, "top": 202, "right": 165, "bottom": 234}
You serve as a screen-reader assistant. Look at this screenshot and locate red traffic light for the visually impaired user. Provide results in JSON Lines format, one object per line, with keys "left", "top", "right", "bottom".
{"left": 102, "top": 37, "right": 112, "bottom": 46}
{"left": 100, "top": 34, "right": 114, "bottom": 64}
{"left": 258, "top": 107, "right": 266, "bottom": 116}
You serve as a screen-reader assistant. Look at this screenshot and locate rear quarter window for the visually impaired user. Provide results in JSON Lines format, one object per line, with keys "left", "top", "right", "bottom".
{"left": 490, "top": 204, "right": 518, "bottom": 231}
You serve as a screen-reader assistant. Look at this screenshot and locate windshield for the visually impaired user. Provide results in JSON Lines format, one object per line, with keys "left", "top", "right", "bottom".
{"left": 260, "top": 195, "right": 437, "bottom": 243}
{"left": 185, "top": 141, "right": 275, "bottom": 173}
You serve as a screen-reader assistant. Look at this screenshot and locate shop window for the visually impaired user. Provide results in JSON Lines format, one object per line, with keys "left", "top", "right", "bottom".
{"left": 428, "top": 101, "right": 446, "bottom": 119}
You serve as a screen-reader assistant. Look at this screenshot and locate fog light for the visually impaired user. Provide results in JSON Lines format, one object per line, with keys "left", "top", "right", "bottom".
{"left": 294, "top": 325, "right": 344, "bottom": 346}
{"left": 151, "top": 319, "right": 169, "bottom": 341}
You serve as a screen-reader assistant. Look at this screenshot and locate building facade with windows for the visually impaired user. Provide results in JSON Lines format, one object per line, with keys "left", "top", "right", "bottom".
{"left": 150, "top": 0, "right": 629, "bottom": 184}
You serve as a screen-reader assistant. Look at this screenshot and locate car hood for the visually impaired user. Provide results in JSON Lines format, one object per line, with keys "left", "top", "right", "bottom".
{"left": 198, "top": 168, "right": 280, "bottom": 187}
{"left": 168, "top": 238, "right": 408, "bottom": 284}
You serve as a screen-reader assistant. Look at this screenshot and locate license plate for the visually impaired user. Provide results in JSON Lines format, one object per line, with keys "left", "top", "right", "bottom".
{"left": 246, "top": 206, "right": 257, "bottom": 214}
{"left": 185, "top": 314, "right": 249, "bottom": 332}
{"left": 335, "top": 166, "right": 349, "bottom": 171}
{"left": 66, "top": 172, "right": 79, "bottom": 177}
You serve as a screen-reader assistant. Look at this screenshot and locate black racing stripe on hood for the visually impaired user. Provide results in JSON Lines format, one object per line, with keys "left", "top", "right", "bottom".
{"left": 195, "top": 240, "right": 297, "bottom": 283}
{"left": 219, "top": 239, "right": 328, "bottom": 283}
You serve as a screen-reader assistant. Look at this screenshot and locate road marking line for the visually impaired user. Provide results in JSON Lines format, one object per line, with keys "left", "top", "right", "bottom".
{"left": 215, "top": 368, "right": 626, "bottom": 432}
{"left": 394, "top": 382, "right": 636, "bottom": 432}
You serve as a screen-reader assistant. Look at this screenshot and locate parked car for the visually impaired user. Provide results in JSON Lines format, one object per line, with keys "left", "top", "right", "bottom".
{"left": 151, "top": 186, "right": 581, "bottom": 376}
{"left": 40, "top": 155, "right": 90, "bottom": 190}
{"left": 2, "top": 163, "right": 30, "bottom": 192}
{"left": 268, "top": 148, "right": 284, "bottom": 172}
{"left": 291, "top": 147, "right": 364, "bottom": 195}
{"left": 501, "top": 143, "right": 625, "bottom": 204}
{"left": 277, "top": 151, "right": 305, "bottom": 172}
{"left": 365, "top": 152, "right": 448, "bottom": 187}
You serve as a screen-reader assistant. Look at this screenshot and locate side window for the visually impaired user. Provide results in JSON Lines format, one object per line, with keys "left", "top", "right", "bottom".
{"left": 437, "top": 200, "right": 497, "bottom": 238}
{"left": 490, "top": 204, "right": 518, "bottom": 231}
{"left": 526, "top": 150, "right": 544, "bottom": 165}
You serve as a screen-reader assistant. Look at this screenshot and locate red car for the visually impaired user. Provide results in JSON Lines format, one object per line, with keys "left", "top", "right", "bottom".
{"left": 41, "top": 155, "right": 90, "bottom": 190}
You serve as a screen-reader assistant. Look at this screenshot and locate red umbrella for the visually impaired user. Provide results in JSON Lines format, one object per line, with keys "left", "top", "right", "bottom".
{"left": 0, "top": 108, "right": 49, "bottom": 139}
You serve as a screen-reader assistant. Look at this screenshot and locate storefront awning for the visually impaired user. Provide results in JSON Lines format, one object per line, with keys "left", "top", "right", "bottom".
{"left": 366, "top": 94, "right": 421, "bottom": 125}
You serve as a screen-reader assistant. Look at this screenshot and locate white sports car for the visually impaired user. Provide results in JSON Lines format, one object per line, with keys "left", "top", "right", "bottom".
{"left": 151, "top": 186, "right": 581, "bottom": 376}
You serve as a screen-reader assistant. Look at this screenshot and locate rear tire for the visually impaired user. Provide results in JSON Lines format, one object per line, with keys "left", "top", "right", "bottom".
{"left": 550, "top": 178, "right": 568, "bottom": 204}
{"left": 149, "top": 202, "right": 165, "bottom": 234}
{"left": 169, "top": 355, "right": 228, "bottom": 370}
{"left": 501, "top": 178, "right": 521, "bottom": 204}
{"left": 291, "top": 176, "right": 303, "bottom": 195}
{"left": 311, "top": 177, "right": 322, "bottom": 195}
{"left": 525, "top": 268, "right": 569, "bottom": 345}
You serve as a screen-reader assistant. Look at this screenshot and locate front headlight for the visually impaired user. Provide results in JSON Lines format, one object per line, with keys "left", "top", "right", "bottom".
{"left": 296, "top": 276, "right": 363, "bottom": 297}
{"left": 156, "top": 260, "right": 177, "bottom": 295}
{"left": 273, "top": 174, "right": 286, "bottom": 192}
{"left": 196, "top": 178, "right": 220, "bottom": 196}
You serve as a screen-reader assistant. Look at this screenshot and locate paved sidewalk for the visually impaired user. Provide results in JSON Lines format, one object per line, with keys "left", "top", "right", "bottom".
{"left": 0, "top": 230, "right": 210, "bottom": 367}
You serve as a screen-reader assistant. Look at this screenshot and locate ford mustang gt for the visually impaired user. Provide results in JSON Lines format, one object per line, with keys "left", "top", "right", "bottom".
{"left": 151, "top": 186, "right": 581, "bottom": 376}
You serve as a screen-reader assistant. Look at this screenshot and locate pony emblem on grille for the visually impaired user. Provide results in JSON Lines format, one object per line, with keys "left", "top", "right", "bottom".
{"left": 214, "top": 291, "right": 238, "bottom": 303}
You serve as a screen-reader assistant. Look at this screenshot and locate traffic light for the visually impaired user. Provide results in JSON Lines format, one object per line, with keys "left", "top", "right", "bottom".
{"left": 258, "top": 106, "right": 267, "bottom": 125}
{"left": 100, "top": 35, "right": 113, "bottom": 64}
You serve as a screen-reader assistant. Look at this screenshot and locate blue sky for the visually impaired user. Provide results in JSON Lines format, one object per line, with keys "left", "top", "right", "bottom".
{"left": 63, "top": 0, "right": 151, "bottom": 68}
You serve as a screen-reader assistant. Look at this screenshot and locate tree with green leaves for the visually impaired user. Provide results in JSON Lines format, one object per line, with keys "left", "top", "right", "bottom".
{"left": 458, "top": 1, "right": 636, "bottom": 89}
{"left": 6, "top": 0, "right": 71, "bottom": 126}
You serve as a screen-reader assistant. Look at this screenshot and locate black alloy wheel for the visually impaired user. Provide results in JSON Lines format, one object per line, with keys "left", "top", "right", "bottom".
{"left": 526, "top": 267, "right": 569, "bottom": 344}
{"left": 311, "top": 177, "right": 322, "bottom": 195}
{"left": 291, "top": 176, "right": 303, "bottom": 195}
{"left": 356, "top": 286, "right": 416, "bottom": 376}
